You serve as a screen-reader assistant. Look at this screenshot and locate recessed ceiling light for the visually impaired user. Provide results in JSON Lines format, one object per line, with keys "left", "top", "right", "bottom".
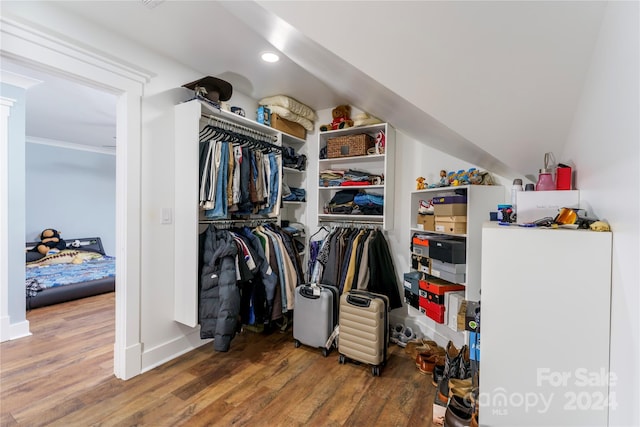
{"left": 261, "top": 52, "right": 280, "bottom": 63}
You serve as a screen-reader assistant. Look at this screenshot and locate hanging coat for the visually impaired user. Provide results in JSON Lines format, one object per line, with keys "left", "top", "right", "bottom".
{"left": 200, "top": 226, "right": 239, "bottom": 352}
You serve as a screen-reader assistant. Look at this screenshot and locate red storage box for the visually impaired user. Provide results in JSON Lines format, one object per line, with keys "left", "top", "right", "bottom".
{"left": 419, "top": 277, "right": 466, "bottom": 295}
{"left": 426, "top": 300, "right": 446, "bottom": 324}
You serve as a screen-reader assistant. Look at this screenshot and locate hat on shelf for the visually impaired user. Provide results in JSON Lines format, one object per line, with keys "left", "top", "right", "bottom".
{"left": 183, "top": 76, "right": 233, "bottom": 102}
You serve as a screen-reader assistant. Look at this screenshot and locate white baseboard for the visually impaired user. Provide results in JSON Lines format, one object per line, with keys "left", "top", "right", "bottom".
{"left": 4, "top": 319, "right": 32, "bottom": 341}
{"left": 140, "top": 328, "right": 211, "bottom": 374}
{"left": 391, "top": 306, "right": 465, "bottom": 349}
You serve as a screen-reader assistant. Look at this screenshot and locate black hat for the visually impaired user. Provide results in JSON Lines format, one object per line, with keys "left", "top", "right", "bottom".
{"left": 183, "top": 76, "right": 233, "bottom": 102}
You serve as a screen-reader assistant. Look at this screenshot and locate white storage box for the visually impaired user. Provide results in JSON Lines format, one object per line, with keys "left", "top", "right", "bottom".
{"left": 516, "top": 190, "right": 579, "bottom": 224}
{"left": 446, "top": 292, "right": 466, "bottom": 330}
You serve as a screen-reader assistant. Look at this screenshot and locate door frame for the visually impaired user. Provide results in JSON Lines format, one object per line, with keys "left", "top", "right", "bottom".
{"left": 1, "top": 16, "right": 152, "bottom": 379}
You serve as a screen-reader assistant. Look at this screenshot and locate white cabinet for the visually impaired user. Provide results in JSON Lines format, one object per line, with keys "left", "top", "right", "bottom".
{"left": 479, "top": 223, "right": 612, "bottom": 426}
{"left": 317, "top": 123, "right": 395, "bottom": 230}
{"left": 404, "top": 185, "right": 503, "bottom": 346}
{"left": 173, "top": 99, "right": 307, "bottom": 326}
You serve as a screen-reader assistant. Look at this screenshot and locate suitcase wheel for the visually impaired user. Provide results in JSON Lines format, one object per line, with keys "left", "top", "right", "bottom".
{"left": 372, "top": 365, "right": 381, "bottom": 377}
{"left": 322, "top": 347, "right": 330, "bottom": 357}
{"left": 339, "top": 354, "right": 346, "bottom": 364}
{"left": 294, "top": 339, "right": 301, "bottom": 348}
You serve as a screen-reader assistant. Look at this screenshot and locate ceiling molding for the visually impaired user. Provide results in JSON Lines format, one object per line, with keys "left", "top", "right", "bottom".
{"left": 0, "top": 70, "right": 42, "bottom": 89}
{"left": 0, "top": 17, "right": 155, "bottom": 86}
{"left": 26, "top": 135, "right": 116, "bottom": 156}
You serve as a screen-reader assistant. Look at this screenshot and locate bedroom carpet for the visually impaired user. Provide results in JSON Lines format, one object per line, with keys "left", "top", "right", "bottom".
{"left": 1, "top": 293, "right": 436, "bottom": 426}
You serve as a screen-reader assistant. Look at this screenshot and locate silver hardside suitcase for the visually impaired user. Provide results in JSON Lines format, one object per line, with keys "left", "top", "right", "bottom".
{"left": 338, "top": 289, "right": 389, "bottom": 376}
{"left": 293, "top": 283, "right": 339, "bottom": 356}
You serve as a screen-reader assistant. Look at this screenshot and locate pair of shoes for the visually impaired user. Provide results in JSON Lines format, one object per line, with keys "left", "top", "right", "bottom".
{"left": 391, "top": 324, "right": 416, "bottom": 347}
{"left": 432, "top": 363, "right": 445, "bottom": 387}
{"left": 449, "top": 377, "right": 473, "bottom": 400}
{"left": 444, "top": 394, "right": 473, "bottom": 427}
{"left": 406, "top": 338, "right": 438, "bottom": 360}
{"left": 418, "top": 354, "right": 439, "bottom": 375}
{"left": 443, "top": 341, "right": 472, "bottom": 380}
{"left": 415, "top": 344, "right": 445, "bottom": 368}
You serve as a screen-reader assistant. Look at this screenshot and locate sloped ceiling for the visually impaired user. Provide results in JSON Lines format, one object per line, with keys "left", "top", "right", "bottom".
{"left": 4, "top": 1, "right": 607, "bottom": 180}
{"left": 233, "top": 1, "right": 607, "bottom": 179}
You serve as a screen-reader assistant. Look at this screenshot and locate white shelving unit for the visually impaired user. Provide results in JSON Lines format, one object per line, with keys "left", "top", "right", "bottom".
{"left": 405, "top": 184, "right": 504, "bottom": 345}
{"left": 281, "top": 131, "right": 308, "bottom": 276}
{"left": 317, "top": 124, "right": 395, "bottom": 230}
{"left": 173, "top": 99, "right": 307, "bottom": 327}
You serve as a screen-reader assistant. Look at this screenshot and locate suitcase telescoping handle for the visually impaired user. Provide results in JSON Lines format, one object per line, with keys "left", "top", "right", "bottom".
{"left": 346, "top": 294, "right": 371, "bottom": 308}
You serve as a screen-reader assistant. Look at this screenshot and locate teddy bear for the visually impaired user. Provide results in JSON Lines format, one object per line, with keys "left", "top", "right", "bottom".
{"left": 31, "top": 228, "right": 67, "bottom": 255}
{"left": 416, "top": 177, "right": 426, "bottom": 190}
{"left": 319, "top": 105, "right": 354, "bottom": 132}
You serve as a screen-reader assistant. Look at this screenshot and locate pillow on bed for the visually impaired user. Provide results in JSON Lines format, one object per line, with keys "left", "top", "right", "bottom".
{"left": 26, "top": 251, "right": 45, "bottom": 263}
{"left": 259, "top": 95, "right": 317, "bottom": 121}
{"left": 265, "top": 105, "right": 314, "bottom": 132}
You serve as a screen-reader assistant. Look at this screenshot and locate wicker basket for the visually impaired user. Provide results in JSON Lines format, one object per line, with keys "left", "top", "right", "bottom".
{"left": 326, "top": 134, "right": 374, "bottom": 158}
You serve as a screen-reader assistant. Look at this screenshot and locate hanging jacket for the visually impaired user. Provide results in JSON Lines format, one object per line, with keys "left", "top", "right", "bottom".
{"left": 200, "top": 226, "right": 239, "bottom": 352}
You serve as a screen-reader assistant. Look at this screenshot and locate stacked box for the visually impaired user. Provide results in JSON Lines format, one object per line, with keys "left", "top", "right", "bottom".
{"left": 411, "top": 254, "right": 430, "bottom": 274}
{"left": 429, "top": 238, "right": 466, "bottom": 264}
{"left": 425, "top": 300, "right": 446, "bottom": 323}
{"left": 432, "top": 194, "right": 467, "bottom": 216}
{"left": 435, "top": 215, "right": 467, "bottom": 234}
{"left": 403, "top": 271, "right": 421, "bottom": 295}
{"left": 416, "top": 214, "right": 435, "bottom": 231}
{"left": 430, "top": 259, "right": 466, "bottom": 284}
{"left": 419, "top": 277, "right": 465, "bottom": 324}
{"left": 271, "top": 113, "right": 306, "bottom": 139}
{"left": 446, "top": 292, "right": 466, "bottom": 330}
{"left": 411, "top": 234, "right": 431, "bottom": 257}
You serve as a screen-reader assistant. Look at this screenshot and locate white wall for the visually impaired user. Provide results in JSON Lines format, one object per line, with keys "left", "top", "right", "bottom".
{"left": 25, "top": 143, "right": 116, "bottom": 255}
{"left": 1, "top": 82, "right": 28, "bottom": 338}
{"left": 562, "top": 2, "right": 639, "bottom": 425}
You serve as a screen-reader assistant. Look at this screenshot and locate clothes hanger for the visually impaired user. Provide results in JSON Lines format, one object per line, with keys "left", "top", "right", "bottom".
{"left": 309, "top": 225, "right": 330, "bottom": 241}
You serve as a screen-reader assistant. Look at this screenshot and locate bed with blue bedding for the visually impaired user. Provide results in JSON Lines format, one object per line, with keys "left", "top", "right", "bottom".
{"left": 25, "top": 237, "right": 115, "bottom": 309}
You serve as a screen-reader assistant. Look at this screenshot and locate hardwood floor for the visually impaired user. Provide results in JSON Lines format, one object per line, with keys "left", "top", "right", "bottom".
{"left": 1, "top": 293, "right": 435, "bottom": 426}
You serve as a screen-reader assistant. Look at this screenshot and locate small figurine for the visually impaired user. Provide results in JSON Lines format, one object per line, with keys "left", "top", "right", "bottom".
{"left": 439, "top": 170, "right": 448, "bottom": 186}
{"left": 416, "top": 177, "right": 427, "bottom": 190}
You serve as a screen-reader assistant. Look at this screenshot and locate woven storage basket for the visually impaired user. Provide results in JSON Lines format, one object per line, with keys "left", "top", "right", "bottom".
{"left": 327, "top": 133, "right": 374, "bottom": 158}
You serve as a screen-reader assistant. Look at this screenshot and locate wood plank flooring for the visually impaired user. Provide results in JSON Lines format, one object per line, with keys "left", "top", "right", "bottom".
{"left": 1, "top": 293, "right": 436, "bottom": 426}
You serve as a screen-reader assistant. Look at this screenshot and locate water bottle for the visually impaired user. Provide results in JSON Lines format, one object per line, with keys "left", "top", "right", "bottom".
{"left": 511, "top": 178, "right": 523, "bottom": 213}
{"left": 536, "top": 152, "right": 556, "bottom": 191}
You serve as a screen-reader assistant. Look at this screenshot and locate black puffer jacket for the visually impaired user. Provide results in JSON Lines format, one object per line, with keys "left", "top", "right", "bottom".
{"left": 200, "top": 227, "right": 239, "bottom": 352}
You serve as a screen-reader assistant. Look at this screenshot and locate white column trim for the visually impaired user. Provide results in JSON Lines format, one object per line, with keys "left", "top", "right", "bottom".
{"left": 0, "top": 97, "right": 16, "bottom": 343}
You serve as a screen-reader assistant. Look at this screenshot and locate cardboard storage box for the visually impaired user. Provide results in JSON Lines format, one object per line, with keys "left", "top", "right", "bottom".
{"left": 271, "top": 113, "right": 306, "bottom": 139}
{"left": 429, "top": 268, "right": 465, "bottom": 284}
{"left": 516, "top": 190, "right": 580, "bottom": 224}
{"left": 446, "top": 292, "right": 466, "bottom": 330}
{"left": 433, "top": 195, "right": 468, "bottom": 216}
{"left": 419, "top": 276, "right": 465, "bottom": 295}
{"left": 403, "top": 271, "right": 421, "bottom": 295}
{"left": 435, "top": 215, "right": 467, "bottom": 234}
{"left": 425, "top": 300, "right": 446, "bottom": 323}
{"left": 416, "top": 213, "right": 435, "bottom": 231}
{"left": 431, "top": 259, "right": 466, "bottom": 284}
{"left": 431, "top": 259, "right": 466, "bottom": 274}
{"left": 429, "top": 238, "right": 466, "bottom": 264}
{"left": 411, "top": 234, "right": 430, "bottom": 257}
{"left": 404, "top": 288, "right": 419, "bottom": 310}
{"left": 411, "top": 253, "right": 430, "bottom": 274}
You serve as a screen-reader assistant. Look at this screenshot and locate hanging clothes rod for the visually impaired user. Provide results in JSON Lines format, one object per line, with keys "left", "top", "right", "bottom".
{"left": 198, "top": 217, "right": 278, "bottom": 227}
{"left": 325, "top": 221, "right": 381, "bottom": 230}
{"left": 200, "top": 113, "right": 278, "bottom": 144}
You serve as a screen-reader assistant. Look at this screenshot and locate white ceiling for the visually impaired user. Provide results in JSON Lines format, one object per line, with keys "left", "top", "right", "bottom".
{"left": 1, "top": 0, "right": 610, "bottom": 179}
